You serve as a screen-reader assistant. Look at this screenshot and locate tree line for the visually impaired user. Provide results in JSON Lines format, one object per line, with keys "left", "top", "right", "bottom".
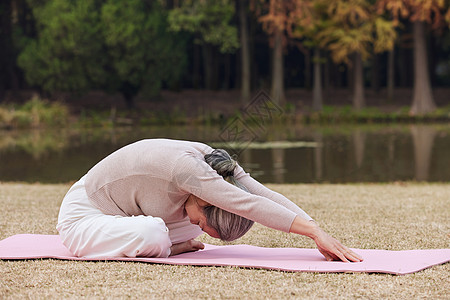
{"left": 1, "top": 0, "right": 449, "bottom": 114}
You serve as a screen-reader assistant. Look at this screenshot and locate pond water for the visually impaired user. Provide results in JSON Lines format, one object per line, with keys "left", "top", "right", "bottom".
{"left": 0, "top": 124, "right": 449, "bottom": 183}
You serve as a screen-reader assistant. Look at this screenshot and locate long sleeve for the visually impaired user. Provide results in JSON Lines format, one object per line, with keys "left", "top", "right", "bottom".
{"left": 172, "top": 153, "right": 299, "bottom": 233}
{"left": 233, "top": 164, "right": 313, "bottom": 221}
{"left": 84, "top": 138, "right": 310, "bottom": 230}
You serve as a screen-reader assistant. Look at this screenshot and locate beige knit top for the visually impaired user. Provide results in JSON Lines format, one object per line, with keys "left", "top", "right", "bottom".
{"left": 85, "top": 139, "right": 312, "bottom": 233}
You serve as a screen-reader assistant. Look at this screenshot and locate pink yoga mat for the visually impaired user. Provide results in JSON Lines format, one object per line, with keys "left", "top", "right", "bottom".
{"left": 1, "top": 234, "right": 449, "bottom": 275}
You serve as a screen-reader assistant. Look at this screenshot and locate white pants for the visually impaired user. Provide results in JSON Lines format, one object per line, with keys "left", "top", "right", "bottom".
{"left": 56, "top": 176, "right": 202, "bottom": 258}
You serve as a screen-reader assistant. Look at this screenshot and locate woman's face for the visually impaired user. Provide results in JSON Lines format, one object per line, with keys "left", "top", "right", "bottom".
{"left": 185, "top": 195, "right": 220, "bottom": 239}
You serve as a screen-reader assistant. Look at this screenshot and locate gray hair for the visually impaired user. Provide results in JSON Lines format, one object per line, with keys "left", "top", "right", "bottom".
{"left": 203, "top": 149, "right": 254, "bottom": 241}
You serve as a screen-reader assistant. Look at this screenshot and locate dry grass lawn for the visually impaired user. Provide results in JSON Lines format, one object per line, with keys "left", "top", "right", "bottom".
{"left": 0, "top": 182, "right": 449, "bottom": 299}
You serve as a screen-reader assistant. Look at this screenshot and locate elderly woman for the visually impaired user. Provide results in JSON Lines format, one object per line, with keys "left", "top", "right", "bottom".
{"left": 57, "top": 139, "right": 362, "bottom": 262}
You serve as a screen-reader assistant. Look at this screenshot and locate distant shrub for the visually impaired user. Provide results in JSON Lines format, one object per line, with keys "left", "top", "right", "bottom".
{"left": 0, "top": 107, "right": 14, "bottom": 126}
{"left": 0, "top": 97, "right": 70, "bottom": 129}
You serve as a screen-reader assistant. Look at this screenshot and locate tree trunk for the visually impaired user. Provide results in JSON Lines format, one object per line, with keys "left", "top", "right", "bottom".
{"left": 0, "top": 0, "right": 12, "bottom": 102}
{"left": 120, "top": 82, "right": 138, "bottom": 109}
{"left": 312, "top": 48, "right": 323, "bottom": 111}
{"left": 249, "top": 15, "right": 258, "bottom": 90}
{"left": 371, "top": 54, "right": 380, "bottom": 93}
{"left": 387, "top": 48, "right": 395, "bottom": 102}
{"left": 336, "top": 63, "right": 345, "bottom": 88}
{"left": 223, "top": 54, "right": 231, "bottom": 89}
{"left": 201, "top": 45, "right": 220, "bottom": 90}
{"left": 304, "top": 49, "right": 311, "bottom": 89}
{"left": 347, "top": 62, "right": 353, "bottom": 90}
{"left": 238, "top": 0, "right": 250, "bottom": 103}
{"left": 270, "top": 28, "right": 285, "bottom": 105}
{"left": 353, "top": 53, "right": 365, "bottom": 110}
{"left": 123, "top": 95, "right": 135, "bottom": 109}
{"left": 324, "top": 56, "right": 330, "bottom": 99}
{"left": 193, "top": 43, "right": 201, "bottom": 88}
{"left": 202, "top": 44, "right": 213, "bottom": 89}
{"left": 410, "top": 21, "right": 436, "bottom": 115}
{"left": 211, "top": 48, "right": 219, "bottom": 90}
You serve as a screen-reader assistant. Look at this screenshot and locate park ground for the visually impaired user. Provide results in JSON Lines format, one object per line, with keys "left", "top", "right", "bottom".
{"left": 0, "top": 182, "right": 448, "bottom": 299}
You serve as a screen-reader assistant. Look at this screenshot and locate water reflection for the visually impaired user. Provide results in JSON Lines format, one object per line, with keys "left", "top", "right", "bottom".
{"left": 313, "top": 132, "right": 323, "bottom": 181}
{"left": 271, "top": 148, "right": 285, "bottom": 183}
{"left": 353, "top": 129, "right": 366, "bottom": 168}
{"left": 0, "top": 129, "right": 68, "bottom": 159}
{"left": 0, "top": 124, "right": 449, "bottom": 183}
{"left": 411, "top": 125, "right": 437, "bottom": 181}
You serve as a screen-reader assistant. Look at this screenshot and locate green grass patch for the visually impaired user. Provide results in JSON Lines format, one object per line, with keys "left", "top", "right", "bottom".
{"left": 304, "top": 105, "right": 450, "bottom": 124}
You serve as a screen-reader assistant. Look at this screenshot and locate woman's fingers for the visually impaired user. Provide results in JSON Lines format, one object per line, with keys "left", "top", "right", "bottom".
{"left": 170, "top": 239, "right": 204, "bottom": 256}
{"left": 321, "top": 246, "right": 349, "bottom": 262}
{"left": 190, "top": 240, "right": 205, "bottom": 250}
{"left": 334, "top": 250, "right": 350, "bottom": 263}
{"left": 334, "top": 247, "right": 362, "bottom": 262}
{"left": 315, "top": 230, "right": 363, "bottom": 263}
{"left": 319, "top": 249, "right": 337, "bottom": 262}
{"left": 336, "top": 243, "right": 363, "bottom": 262}
{"left": 344, "top": 249, "right": 363, "bottom": 262}
{"left": 184, "top": 239, "right": 204, "bottom": 252}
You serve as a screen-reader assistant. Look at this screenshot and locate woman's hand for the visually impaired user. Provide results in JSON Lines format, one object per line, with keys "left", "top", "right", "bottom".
{"left": 169, "top": 239, "right": 204, "bottom": 256}
{"left": 312, "top": 227, "right": 363, "bottom": 262}
{"left": 289, "top": 216, "right": 363, "bottom": 263}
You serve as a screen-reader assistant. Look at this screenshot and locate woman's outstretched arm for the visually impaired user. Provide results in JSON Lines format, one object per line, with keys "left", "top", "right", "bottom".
{"left": 175, "top": 155, "right": 362, "bottom": 261}
{"left": 234, "top": 164, "right": 362, "bottom": 262}
{"left": 233, "top": 164, "right": 312, "bottom": 221}
{"left": 289, "top": 216, "right": 363, "bottom": 262}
